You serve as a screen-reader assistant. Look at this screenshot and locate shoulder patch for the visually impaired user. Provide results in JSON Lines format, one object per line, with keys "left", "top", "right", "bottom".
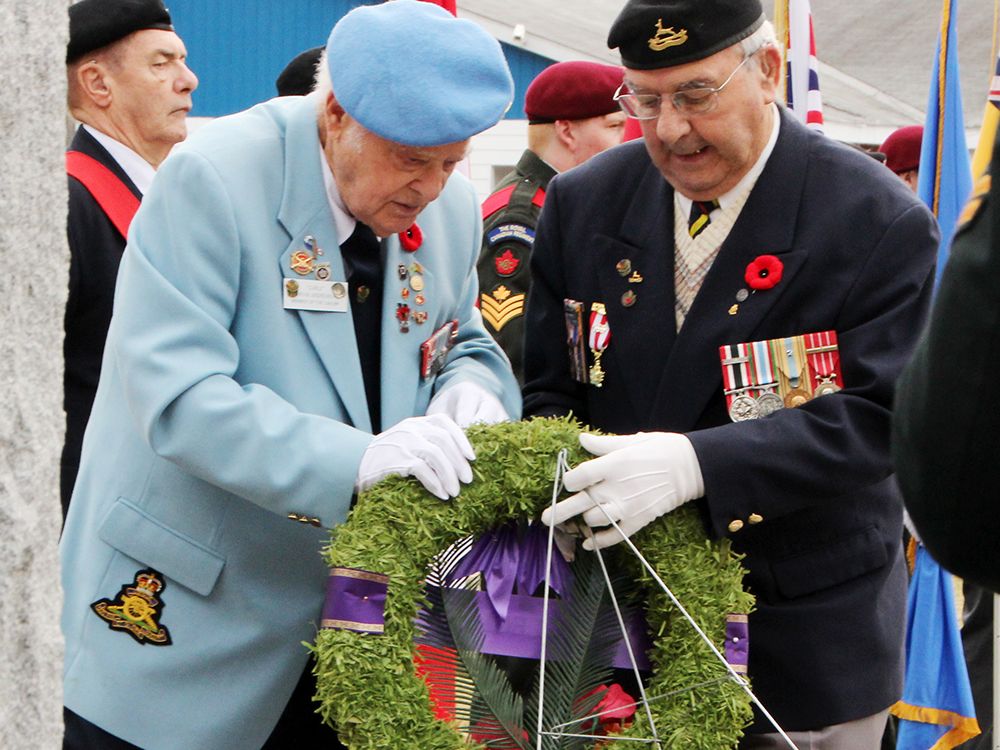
{"left": 493, "top": 247, "right": 523, "bottom": 277}
{"left": 486, "top": 223, "right": 535, "bottom": 248}
{"left": 480, "top": 284, "right": 526, "bottom": 332}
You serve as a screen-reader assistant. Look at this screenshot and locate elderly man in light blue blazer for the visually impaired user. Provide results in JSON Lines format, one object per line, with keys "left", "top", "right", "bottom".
{"left": 60, "top": 3, "right": 519, "bottom": 749}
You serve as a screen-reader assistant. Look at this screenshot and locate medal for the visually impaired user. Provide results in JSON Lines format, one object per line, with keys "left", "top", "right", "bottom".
{"left": 563, "top": 299, "right": 587, "bottom": 384}
{"left": 396, "top": 303, "right": 411, "bottom": 333}
{"left": 750, "top": 339, "right": 783, "bottom": 416}
{"left": 290, "top": 235, "right": 323, "bottom": 276}
{"left": 588, "top": 302, "right": 611, "bottom": 387}
{"left": 420, "top": 319, "right": 459, "bottom": 379}
{"left": 771, "top": 336, "right": 813, "bottom": 407}
{"left": 804, "top": 331, "right": 843, "bottom": 396}
{"left": 290, "top": 250, "right": 314, "bottom": 276}
{"left": 720, "top": 344, "right": 759, "bottom": 421}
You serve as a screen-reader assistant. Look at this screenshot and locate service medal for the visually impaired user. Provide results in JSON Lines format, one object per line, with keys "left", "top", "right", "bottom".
{"left": 729, "top": 394, "right": 759, "bottom": 422}
{"left": 588, "top": 302, "right": 611, "bottom": 388}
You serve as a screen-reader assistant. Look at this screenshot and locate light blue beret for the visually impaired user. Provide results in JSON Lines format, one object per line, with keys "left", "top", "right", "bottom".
{"left": 326, "top": 0, "right": 514, "bottom": 147}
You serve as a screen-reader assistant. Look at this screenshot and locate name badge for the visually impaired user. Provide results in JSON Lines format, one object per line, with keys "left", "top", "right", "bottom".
{"left": 283, "top": 278, "right": 349, "bottom": 313}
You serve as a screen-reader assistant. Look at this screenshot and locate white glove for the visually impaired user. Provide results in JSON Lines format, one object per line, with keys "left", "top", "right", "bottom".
{"left": 355, "top": 414, "right": 475, "bottom": 500}
{"left": 426, "top": 381, "right": 510, "bottom": 428}
{"left": 541, "top": 432, "right": 705, "bottom": 551}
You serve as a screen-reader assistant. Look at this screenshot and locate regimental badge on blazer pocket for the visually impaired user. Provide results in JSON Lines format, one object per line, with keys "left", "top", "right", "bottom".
{"left": 91, "top": 569, "right": 172, "bottom": 646}
{"left": 719, "top": 331, "right": 844, "bottom": 422}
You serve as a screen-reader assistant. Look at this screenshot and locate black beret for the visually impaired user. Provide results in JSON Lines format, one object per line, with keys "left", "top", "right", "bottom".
{"left": 608, "top": 0, "right": 764, "bottom": 70}
{"left": 525, "top": 61, "right": 624, "bottom": 124}
{"left": 67, "top": 0, "right": 174, "bottom": 64}
{"left": 275, "top": 46, "right": 324, "bottom": 97}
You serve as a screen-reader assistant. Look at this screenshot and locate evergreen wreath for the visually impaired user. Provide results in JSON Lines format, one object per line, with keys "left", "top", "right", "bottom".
{"left": 312, "top": 416, "right": 755, "bottom": 749}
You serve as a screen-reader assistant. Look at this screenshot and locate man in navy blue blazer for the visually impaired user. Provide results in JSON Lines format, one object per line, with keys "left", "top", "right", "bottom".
{"left": 524, "top": 0, "right": 939, "bottom": 746}
{"left": 61, "top": 3, "right": 519, "bottom": 748}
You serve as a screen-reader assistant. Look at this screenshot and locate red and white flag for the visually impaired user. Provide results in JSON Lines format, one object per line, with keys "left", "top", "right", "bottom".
{"left": 782, "top": 0, "right": 824, "bottom": 131}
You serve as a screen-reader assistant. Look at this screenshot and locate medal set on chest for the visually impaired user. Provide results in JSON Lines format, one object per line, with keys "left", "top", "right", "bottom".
{"left": 283, "top": 223, "right": 458, "bottom": 380}
{"left": 562, "top": 256, "right": 645, "bottom": 389}
{"left": 719, "top": 331, "right": 844, "bottom": 422}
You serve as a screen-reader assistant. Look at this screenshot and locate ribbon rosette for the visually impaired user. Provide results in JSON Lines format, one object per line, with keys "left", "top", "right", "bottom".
{"left": 744, "top": 254, "right": 783, "bottom": 291}
{"left": 399, "top": 222, "right": 423, "bottom": 252}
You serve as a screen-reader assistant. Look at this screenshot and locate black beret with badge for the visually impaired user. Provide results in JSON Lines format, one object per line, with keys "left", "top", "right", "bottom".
{"left": 608, "top": 0, "right": 765, "bottom": 70}
{"left": 67, "top": 0, "right": 174, "bottom": 64}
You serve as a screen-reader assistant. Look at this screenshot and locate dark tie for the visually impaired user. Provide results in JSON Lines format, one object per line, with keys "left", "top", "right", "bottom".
{"left": 340, "top": 222, "right": 383, "bottom": 433}
{"left": 688, "top": 199, "right": 720, "bottom": 239}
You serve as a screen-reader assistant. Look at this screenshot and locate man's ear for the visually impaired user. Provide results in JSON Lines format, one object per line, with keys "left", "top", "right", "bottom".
{"left": 75, "top": 61, "right": 113, "bottom": 108}
{"left": 553, "top": 119, "right": 575, "bottom": 151}
{"left": 324, "top": 93, "right": 348, "bottom": 135}
{"left": 756, "top": 45, "right": 782, "bottom": 104}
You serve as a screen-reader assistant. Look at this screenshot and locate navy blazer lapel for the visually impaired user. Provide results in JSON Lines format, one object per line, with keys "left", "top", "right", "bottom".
{"left": 652, "top": 109, "right": 812, "bottom": 431}
{"left": 276, "top": 98, "right": 371, "bottom": 432}
{"left": 596, "top": 164, "right": 677, "bottom": 425}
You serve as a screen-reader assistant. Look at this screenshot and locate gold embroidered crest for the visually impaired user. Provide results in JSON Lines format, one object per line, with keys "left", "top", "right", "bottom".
{"left": 648, "top": 19, "right": 688, "bottom": 51}
{"left": 91, "top": 569, "right": 172, "bottom": 646}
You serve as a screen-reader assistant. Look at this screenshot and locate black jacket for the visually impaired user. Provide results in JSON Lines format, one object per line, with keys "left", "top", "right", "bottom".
{"left": 62, "top": 127, "right": 142, "bottom": 516}
{"left": 523, "top": 108, "right": 939, "bottom": 732}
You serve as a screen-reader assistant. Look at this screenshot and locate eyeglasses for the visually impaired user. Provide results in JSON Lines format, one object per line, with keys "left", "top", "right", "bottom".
{"left": 614, "top": 48, "right": 763, "bottom": 120}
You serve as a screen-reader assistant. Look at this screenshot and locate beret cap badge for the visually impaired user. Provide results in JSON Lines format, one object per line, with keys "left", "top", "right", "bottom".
{"left": 648, "top": 20, "right": 688, "bottom": 52}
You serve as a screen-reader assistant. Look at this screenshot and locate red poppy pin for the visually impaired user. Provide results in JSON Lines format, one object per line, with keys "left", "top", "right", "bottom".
{"left": 744, "top": 254, "right": 783, "bottom": 291}
{"left": 399, "top": 223, "right": 422, "bottom": 252}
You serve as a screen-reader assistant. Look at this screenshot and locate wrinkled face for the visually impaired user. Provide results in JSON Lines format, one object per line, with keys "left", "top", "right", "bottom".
{"left": 323, "top": 97, "right": 469, "bottom": 237}
{"left": 626, "top": 44, "right": 780, "bottom": 200}
{"left": 566, "top": 111, "right": 628, "bottom": 166}
{"left": 106, "top": 29, "right": 198, "bottom": 151}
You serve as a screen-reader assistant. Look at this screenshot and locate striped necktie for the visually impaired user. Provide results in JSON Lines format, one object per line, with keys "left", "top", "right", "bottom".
{"left": 688, "top": 199, "right": 720, "bottom": 239}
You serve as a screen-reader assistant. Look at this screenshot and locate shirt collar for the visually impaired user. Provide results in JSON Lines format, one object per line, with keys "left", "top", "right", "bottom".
{"left": 82, "top": 124, "right": 157, "bottom": 196}
{"left": 675, "top": 102, "right": 781, "bottom": 218}
{"left": 319, "top": 143, "right": 358, "bottom": 244}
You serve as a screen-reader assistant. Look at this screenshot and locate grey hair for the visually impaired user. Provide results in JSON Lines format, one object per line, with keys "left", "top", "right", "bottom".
{"left": 740, "top": 19, "right": 778, "bottom": 59}
{"left": 314, "top": 50, "right": 331, "bottom": 115}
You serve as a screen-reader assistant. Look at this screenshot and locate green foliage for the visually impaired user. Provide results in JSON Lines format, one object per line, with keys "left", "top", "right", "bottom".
{"left": 311, "top": 416, "right": 754, "bottom": 749}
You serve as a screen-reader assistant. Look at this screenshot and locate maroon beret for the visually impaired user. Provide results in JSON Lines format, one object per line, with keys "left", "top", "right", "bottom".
{"left": 525, "top": 61, "right": 624, "bottom": 124}
{"left": 880, "top": 125, "right": 924, "bottom": 174}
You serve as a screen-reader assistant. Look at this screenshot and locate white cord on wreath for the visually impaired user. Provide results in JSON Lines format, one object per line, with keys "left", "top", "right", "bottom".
{"left": 537, "top": 449, "right": 801, "bottom": 750}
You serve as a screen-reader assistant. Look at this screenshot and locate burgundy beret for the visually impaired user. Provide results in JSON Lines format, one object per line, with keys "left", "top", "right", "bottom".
{"left": 525, "top": 61, "right": 624, "bottom": 124}
{"left": 880, "top": 125, "right": 924, "bottom": 174}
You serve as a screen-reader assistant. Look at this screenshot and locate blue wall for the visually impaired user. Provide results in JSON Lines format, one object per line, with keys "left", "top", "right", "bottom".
{"left": 167, "top": 0, "right": 553, "bottom": 119}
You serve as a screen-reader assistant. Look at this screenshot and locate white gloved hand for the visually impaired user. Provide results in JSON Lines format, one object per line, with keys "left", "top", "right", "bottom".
{"left": 426, "top": 381, "right": 510, "bottom": 428}
{"left": 541, "top": 432, "right": 704, "bottom": 550}
{"left": 355, "top": 414, "right": 475, "bottom": 500}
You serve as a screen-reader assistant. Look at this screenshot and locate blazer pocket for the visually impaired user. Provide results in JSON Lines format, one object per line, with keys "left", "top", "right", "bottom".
{"left": 771, "top": 525, "right": 888, "bottom": 600}
{"left": 98, "top": 498, "right": 226, "bottom": 597}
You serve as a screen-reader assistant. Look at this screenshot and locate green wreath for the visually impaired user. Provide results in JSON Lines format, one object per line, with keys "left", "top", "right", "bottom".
{"left": 312, "top": 416, "right": 755, "bottom": 749}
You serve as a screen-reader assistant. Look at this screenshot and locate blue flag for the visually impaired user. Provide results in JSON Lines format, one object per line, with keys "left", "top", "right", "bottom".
{"left": 916, "top": 0, "right": 973, "bottom": 281}
{"left": 892, "top": 545, "right": 980, "bottom": 749}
